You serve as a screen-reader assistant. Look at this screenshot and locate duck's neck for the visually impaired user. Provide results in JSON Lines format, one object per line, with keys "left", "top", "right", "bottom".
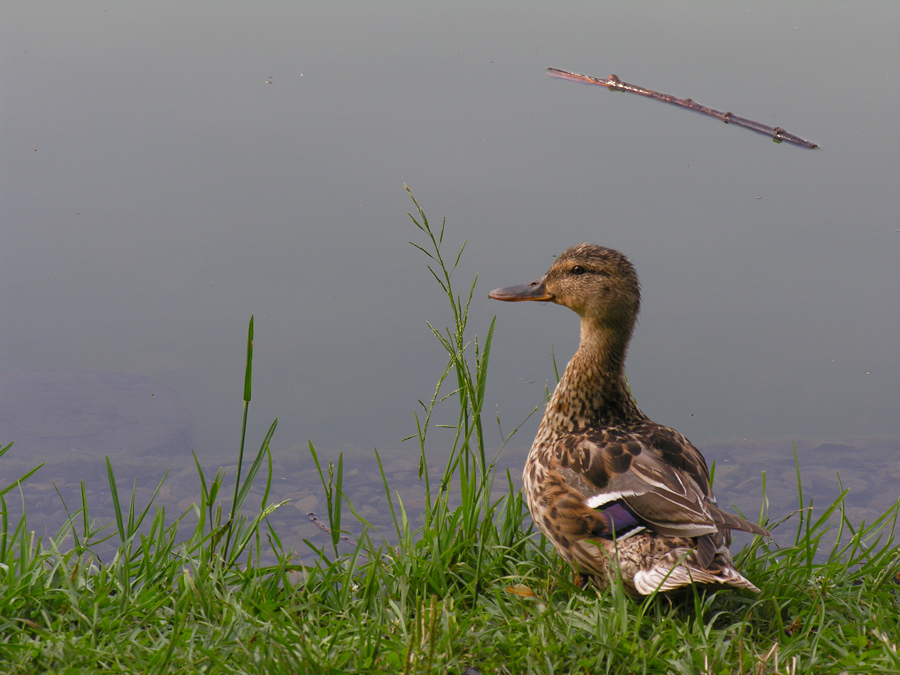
{"left": 544, "top": 317, "right": 645, "bottom": 431}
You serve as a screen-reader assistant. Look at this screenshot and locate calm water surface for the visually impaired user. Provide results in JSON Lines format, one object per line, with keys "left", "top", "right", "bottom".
{"left": 2, "top": 2, "right": 898, "bottom": 549}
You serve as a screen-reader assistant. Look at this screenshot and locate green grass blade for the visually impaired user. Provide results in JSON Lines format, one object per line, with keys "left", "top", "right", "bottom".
{"left": 106, "top": 457, "right": 126, "bottom": 542}
{"left": 244, "top": 315, "right": 254, "bottom": 402}
{"left": 0, "top": 453, "right": 44, "bottom": 497}
{"left": 234, "top": 419, "right": 278, "bottom": 510}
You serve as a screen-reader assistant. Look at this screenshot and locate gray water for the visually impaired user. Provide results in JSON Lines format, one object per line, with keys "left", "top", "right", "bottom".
{"left": 2, "top": 2, "right": 898, "bottom": 549}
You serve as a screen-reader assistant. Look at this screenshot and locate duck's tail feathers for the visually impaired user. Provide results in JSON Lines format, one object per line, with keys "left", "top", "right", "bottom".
{"left": 710, "top": 506, "right": 770, "bottom": 538}
{"left": 633, "top": 562, "right": 761, "bottom": 595}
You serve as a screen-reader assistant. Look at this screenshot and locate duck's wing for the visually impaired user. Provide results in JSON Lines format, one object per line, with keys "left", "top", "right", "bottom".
{"left": 630, "top": 426, "right": 770, "bottom": 538}
{"left": 557, "top": 425, "right": 769, "bottom": 542}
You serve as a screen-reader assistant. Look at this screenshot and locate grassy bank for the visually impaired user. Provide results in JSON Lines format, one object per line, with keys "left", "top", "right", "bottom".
{"left": 1, "top": 193, "right": 899, "bottom": 674}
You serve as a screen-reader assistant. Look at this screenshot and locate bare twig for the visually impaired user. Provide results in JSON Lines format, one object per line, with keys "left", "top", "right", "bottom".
{"left": 547, "top": 67, "right": 818, "bottom": 149}
{"left": 307, "top": 511, "right": 352, "bottom": 543}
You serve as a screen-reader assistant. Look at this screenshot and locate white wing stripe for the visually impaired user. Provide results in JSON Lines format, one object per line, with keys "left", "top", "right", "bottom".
{"left": 585, "top": 491, "right": 640, "bottom": 509}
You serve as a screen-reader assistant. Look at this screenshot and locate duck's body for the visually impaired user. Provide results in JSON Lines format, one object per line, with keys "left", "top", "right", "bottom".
{"left": 490, "top": 244, "right": 768, "bottom": 596}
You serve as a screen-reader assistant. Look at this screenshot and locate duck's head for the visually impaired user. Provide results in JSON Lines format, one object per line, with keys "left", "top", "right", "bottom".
{"left": 489, "top": 243, "right": 641, "bottom": 331}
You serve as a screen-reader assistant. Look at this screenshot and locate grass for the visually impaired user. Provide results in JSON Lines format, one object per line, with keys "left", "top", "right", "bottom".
{"left": 1, "top": 190, "right": 899, "bottom": 674}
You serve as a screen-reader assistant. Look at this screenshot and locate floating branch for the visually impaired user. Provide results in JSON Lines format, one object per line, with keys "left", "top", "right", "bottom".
{"left": 547, "top": 67, "right": 818, "bottom": 149}
{"left": 307, "top": 511, "right": 352, "bottom": 542}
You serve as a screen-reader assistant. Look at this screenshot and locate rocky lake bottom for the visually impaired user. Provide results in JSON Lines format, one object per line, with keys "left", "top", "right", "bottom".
{"left": 3, "top": 435, "right": 898, "bottom": 569}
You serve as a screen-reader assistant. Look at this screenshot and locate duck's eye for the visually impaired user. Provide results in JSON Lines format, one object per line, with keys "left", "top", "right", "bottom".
{"left": 571, "top": 265, "right": 586, "bottom": 275}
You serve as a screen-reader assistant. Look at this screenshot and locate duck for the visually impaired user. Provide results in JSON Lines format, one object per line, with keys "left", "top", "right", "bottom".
{"left": 489, "top": 243, "right": 770, "bottom": 596}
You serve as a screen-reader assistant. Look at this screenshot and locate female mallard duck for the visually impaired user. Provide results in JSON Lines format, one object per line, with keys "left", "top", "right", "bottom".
{"left": 490, "top": 244, "right": 769, "bottom": 595}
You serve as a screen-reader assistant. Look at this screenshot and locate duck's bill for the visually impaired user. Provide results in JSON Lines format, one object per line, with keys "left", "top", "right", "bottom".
{"left": 488, "top": 277, "right": 553, "bottom": 302}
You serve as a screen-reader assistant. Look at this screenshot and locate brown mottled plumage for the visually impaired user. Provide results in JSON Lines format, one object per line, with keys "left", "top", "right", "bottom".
{"left": 490, "top": 244, "right": 769, "bottom": 596}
